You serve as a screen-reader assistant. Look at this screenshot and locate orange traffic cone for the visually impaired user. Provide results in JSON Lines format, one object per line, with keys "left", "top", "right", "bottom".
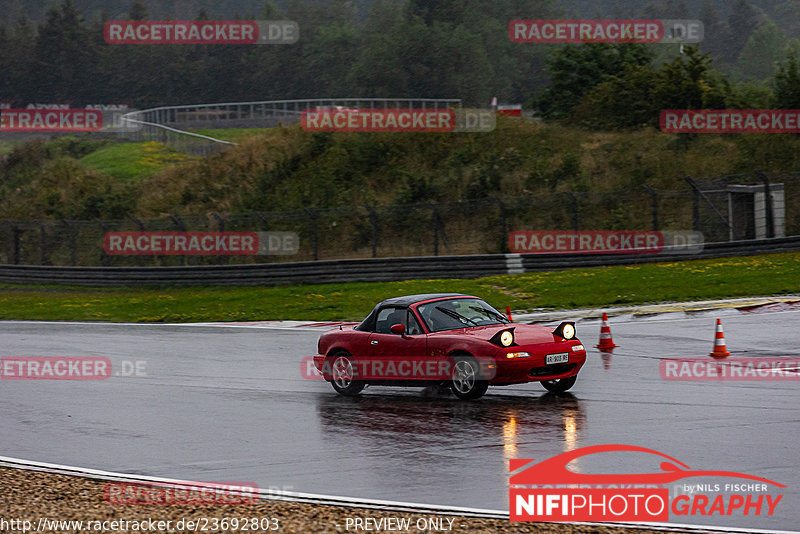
{"left": 506, "top": 306, "right": 514, "bottom": 322}
{"left": 709, "top": 318, "right": 731, "bottom": 358}
{"left": 596, "top": 312, "right": 618, "bottom": 350}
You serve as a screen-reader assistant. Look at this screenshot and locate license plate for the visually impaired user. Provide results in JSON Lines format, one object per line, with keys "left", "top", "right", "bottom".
{"left": 546, "top": 353, "right": 569, "bottom": 365}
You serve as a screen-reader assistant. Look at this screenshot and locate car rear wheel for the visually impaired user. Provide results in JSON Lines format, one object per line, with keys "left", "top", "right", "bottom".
{"left": 541, "top": 375, "right": 576, "bottom": 393}
{"left": 450, "top": 357, "right": 488, "bottom": 400}
{"left": 329, "top": 353, "right": 365, "bottom": 396}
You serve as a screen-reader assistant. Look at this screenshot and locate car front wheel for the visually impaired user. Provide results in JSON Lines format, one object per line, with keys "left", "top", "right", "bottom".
{"left": 329, "top": 353, "right": 365, "bottom": 396}
{"left": 541, "top": 375, "right": 577, "bottom": 393}
{"left": 450, "top": 357, "right": 488, "bottom": 400}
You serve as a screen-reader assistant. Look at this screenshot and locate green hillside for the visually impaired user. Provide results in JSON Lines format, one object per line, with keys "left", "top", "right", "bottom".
{"left": 3, "top": 119, "right": 800, "bottom": 223}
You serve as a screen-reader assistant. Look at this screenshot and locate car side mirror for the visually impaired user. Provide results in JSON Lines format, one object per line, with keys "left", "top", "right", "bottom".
{"left": 390, "top": 323, "right": 406, "bottom": 335}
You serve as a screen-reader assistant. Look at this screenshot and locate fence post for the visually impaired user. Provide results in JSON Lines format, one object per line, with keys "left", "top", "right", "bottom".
{"left": 210, "top": 213, "right": 228, "bottom": 264}
{"left": 365, "top": 205, "right": 378, "bottom": 258}
{"left": 427, "top": 203, "right": 448, "bottom": 256}
{"left": 564, "top": 192, "right": 579, "bottom": 231}
{"left": 210, "top": 212, "right": 225, "bottom": 232}
{"left": 131, "top": 217, "right": 146, "bottom": 266}
{"left": 304, "top": 208, "right": 319, "bottom": 260}
{"left": 433, "top": 220, "right": 439, "bottom": 256}
{"left": 756, "top": 171, "right": 775, "bottom": 239}
{"left": 61, "top": 219, "right": 77, "bottom": 266}
{"left": 254, "top": 211, "right": 270, "bottom": 262}
{"left": 428, "top": 203, "right": 440, "bottom": 256}
{"left": 6, "top": 220, "right": 20, "bottom": 264}
{"left": 37, "top": 220, "right": 49, "bottom": 266}
{"left": 642, "top": 185, "right": 659, "bottom": 231}
{"left": 491, "top": 196, "right": 508, "bottom": 253}
{"left": 254, "top": 211, "right": 269, "bottom": 231}
{"left": 685, "top": 176, "right": 737, "bottom": 240}
{"left": 97, "top": 219, "right": 112, "bottom": 266}
{"left": 170, "top": 214, "right": 186, "bottom": 266}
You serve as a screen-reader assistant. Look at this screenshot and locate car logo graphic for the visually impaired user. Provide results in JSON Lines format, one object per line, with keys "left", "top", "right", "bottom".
{"left": 509, "top": 444, "right": 785, "bottom": 487}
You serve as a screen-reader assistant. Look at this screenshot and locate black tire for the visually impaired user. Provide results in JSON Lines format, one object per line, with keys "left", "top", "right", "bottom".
{"left": 328, "top": 353, "right": 365, "bottom": 397}
{"left": 541, "top": 375, "right": 577, "bottom": 393}
{"left": 450, "top": 357, "right": 489, "bottom": 400}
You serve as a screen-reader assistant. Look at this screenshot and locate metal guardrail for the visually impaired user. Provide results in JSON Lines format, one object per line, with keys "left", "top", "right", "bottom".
{"left": 121, "top": 98, "right": 463, "bottom": 154}
{"left": 0, "top": 235, "right": 798, "bottom": 287}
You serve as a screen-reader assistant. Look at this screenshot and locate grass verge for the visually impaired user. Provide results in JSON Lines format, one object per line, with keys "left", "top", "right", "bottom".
{"left": 189, "top": 128, "right": 275, "bottom": 142}
{"left": 79, "top": 141, "right": 197, "bottom": 181}
{"left": 0, "top": 252, "right": 798, "bottom": 323}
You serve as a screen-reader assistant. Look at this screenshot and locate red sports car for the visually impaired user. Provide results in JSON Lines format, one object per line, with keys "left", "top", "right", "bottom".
{"left": 314, "top": 293, "right": 587, "bottom": 399}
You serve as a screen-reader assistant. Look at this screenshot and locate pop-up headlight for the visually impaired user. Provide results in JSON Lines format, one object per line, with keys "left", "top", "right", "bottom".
{"left": 553, "top": 321, "right": 576, "bottom": 340}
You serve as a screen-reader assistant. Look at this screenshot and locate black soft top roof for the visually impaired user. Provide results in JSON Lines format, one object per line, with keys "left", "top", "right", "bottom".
{"left": 356, "top": 294, "right": 476, "bottom": 331}
{"left": 378, "top": 293, "right": 473, "bottom": 306}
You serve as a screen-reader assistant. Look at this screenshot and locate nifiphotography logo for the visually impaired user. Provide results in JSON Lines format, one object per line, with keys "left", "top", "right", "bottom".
{"left": 510, "top": 444, "right": 784, "bottom": 522}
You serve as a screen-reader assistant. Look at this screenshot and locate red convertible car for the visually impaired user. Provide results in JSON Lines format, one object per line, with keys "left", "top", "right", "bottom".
{"left": 314, "top": 294, "right": 586, "bottom": 399}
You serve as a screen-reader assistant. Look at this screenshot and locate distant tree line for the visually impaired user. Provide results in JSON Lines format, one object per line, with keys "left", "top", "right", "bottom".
{"left": 1, "top": 0, "right": 800, "bottom": 124}
{"left": 537, "top": 42, "right": 800, "bottom": 129}
{"left": 0, "top": 0, "right": 558, "bottom": 108}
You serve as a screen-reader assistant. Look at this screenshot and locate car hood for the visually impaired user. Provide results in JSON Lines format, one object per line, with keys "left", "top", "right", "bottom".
{"left": 440, "top": 323, "right": 569, "bottom": 345}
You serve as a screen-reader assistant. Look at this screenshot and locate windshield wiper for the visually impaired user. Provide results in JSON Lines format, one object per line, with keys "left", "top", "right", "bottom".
{"left": 468, "top": 305, "right": 509, "bottom": 323}
{"left": 435, "top": 306, "right": 478, "bottom": 326}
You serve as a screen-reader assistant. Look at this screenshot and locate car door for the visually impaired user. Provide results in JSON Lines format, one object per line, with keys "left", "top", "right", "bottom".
{"left": 365, "top": 307, "right": 427, "bottom": 381}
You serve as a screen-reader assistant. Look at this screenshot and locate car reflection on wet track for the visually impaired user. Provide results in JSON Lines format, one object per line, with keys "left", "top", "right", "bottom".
{"left": 316, "top": 391, "right": 585, "bottom": 461}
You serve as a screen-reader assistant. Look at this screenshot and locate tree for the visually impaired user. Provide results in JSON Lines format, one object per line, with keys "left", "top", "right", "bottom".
{"left": 2, "top": 15, "right": 36, "bottom": 103}
{"left": 773, "top": 49, "right": 800, "bottom": 107}
{"left": 572, "top": 63, "right": 660, "bottom": 129}
{"left": 30, "top": 0, "right": 100, "bottom": 103}
{"left": 643, "top": 0, "right": 688, "bottom": 18}
{"left": 0, "top": 0, "right": 23, "bottom": 23}
{"left": 0, "top": 24, "right": 9, "bottom": 98}
{"left": 405, "top": 0, "right": 469, "bottom": 26}
{"left": 129, "top": 0, "right": 147, "bottom": 20}
{"left": 738, "top": 21, "right": 789, "bottom": 80}
{"left": 261, "top": 0, "right": 281, "bottom": 18}
{"left": 654, "top": 45, "right": 732, "bottom": 110}
{"left": 727, "top": 0, "right": 760, "bottom": 62}
{"left": 775, "top": 1, "right": 800, "bottom": 38}
{"left": 698, "top": 0, "right": 732, "bottom": 60}
{"left": 536, "top": 43, "right": 654, "bottom": 119}
{"left": 699, "top": 0, "right": 719, "bottom": 29}
{"left": 571, "top": 46, "right": 739, "bottom": 130}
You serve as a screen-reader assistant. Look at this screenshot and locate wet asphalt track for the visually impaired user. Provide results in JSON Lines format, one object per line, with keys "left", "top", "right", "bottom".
{"left": 1, "top": 307, "right": 799, "bottom": 532}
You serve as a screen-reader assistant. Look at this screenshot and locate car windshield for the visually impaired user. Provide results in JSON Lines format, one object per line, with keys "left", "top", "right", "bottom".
{"left": 417, "top": 298, "right": 509, "bottom": 332}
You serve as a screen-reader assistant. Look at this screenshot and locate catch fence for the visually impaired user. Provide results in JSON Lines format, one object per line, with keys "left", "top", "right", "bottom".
{"left": 1, "top": 172, "right": 796, "bottom": 267}
{"left": 121, "top": 98, "right": 463, "bottom": 155}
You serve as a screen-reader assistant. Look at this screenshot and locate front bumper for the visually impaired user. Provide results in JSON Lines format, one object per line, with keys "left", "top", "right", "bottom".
{"left": 487, "top": 345, "right": 586, "bottom": 383}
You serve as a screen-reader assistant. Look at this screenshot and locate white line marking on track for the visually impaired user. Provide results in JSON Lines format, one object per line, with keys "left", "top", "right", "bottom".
{"left": 0, "top": 456, "right": 797, "bottom": 533}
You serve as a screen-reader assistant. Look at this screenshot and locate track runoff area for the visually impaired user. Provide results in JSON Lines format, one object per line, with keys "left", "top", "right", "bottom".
{"left": 2, "top": 298, "right": 799, "bottom": 533}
